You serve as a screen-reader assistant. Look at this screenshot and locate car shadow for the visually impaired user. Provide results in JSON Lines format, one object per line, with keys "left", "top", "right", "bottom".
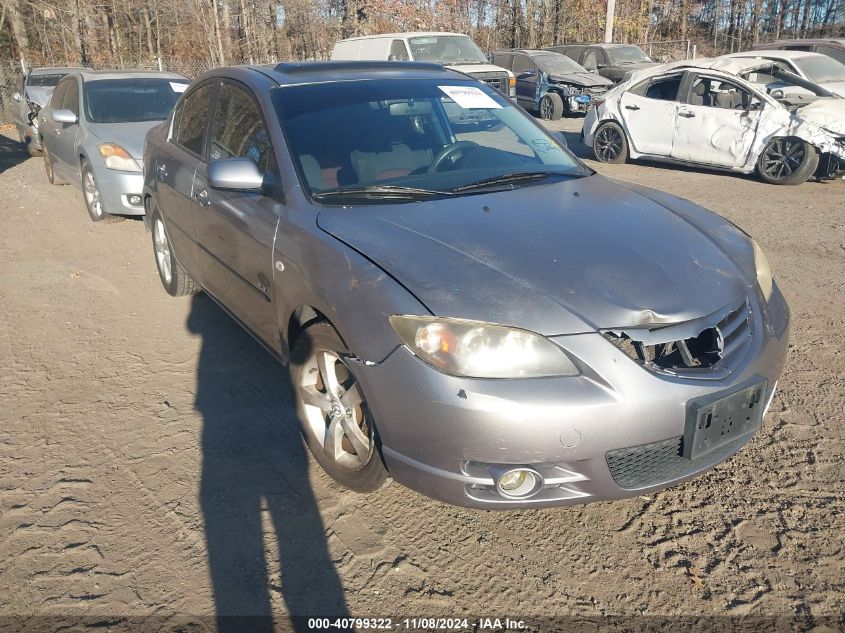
{"left": 0, "top": 131, "right": 28, "bottom": 175}
{"left": 188, "top": 293, "right": 349, "bottom": 631}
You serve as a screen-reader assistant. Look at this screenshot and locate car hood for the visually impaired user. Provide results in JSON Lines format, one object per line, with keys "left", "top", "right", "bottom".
{"left": 548, "top": 72, "right": 613, "bottom": 87}
{"left": 25, "top": 86, "right": 54, "bottom": 107}
{"left": 87, "top": 120, "right": 165, "bottom": 159}
{"left": 316, "top": 175, "right": 749, "bottom": 335}
{"left": 820, "top": 80, "right": 845, "bottom": 97}
{"left": 795, "top": 99, "right": 845, "bottom": 134}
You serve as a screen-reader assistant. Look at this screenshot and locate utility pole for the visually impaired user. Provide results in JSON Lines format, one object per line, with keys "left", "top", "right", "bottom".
{"left": 604, "top": 0, "right": 616, "bottom": 43}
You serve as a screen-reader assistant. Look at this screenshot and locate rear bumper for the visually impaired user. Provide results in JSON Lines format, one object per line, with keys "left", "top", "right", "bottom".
{"left": 354, "top": 287, "right": 790, "bottom": 509}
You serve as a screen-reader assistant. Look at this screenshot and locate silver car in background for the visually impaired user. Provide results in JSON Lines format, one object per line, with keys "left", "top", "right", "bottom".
{"left": 39, "top": 70, "right": 189, "bottom": 223}
{"left": 10, "top": 67, "right": 87, "bottom": 156}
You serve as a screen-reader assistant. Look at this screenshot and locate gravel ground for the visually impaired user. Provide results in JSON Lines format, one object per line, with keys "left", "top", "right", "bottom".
{"left": 0, "top": 120, "right": 843, "bottom": 632}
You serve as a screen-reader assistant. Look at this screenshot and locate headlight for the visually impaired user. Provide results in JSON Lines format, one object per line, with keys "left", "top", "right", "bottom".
{"left": 98, "top": 143, "right": 141, "bottom": 172}
{"left": 752, "top": 239, "right": 773, "bottom": 301}
{"left": 389, "top": 315, "right": 580, "bottom": 378}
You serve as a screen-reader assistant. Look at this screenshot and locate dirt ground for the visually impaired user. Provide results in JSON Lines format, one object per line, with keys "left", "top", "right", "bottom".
{"left": 0, "top": 120, "right": 843, "bottom": 632}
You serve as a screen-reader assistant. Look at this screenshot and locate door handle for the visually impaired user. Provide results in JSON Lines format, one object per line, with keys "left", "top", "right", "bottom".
{"left": 157, "top": 163, "right": 168, "bottom": 179}
{"left": 624, "top": 104, "right": 640, "bottom": 111}
{"left": 679, "top": 111, "right": 696, "bottom": 118}
{"left": 194, "top": 188, "right": 211, "bottom": 206}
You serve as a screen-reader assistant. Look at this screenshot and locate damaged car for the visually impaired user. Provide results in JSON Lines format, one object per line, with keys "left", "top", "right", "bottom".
{"left": 144, "top": 61, "right": 789, "bottom": 509}
{"left": 492, "top": 49, "right": 612, "bottom": 119}
{"left": 584, "top": 57, "right": 845, "bottom": 185}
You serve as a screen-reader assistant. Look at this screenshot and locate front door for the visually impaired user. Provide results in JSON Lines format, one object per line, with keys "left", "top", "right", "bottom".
{"left": 619, "top": 72, "right": 683, "bottom": 157}
{"left": 671, "top": 74, "right": 763, "bottom": 168}
{"left": 50, "top": 78, "right": 81, "bottom": 180}
{"left": 511, "top": 54, "right": 539, "bottom": 107}
{"left": 193, "top": 80, "right": 281, "bottom": 349}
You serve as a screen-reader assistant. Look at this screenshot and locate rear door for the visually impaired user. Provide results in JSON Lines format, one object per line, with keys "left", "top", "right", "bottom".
{"left": 671, "top": 73, "right": 763, "bottom": 168}
{"left": 156, "top": 81, "right": 216, "bottom": 273}
{"left": 619, "top": 72, "right": 683, "bottom": 157}
{"left": 193, "top": 79, "right": 281, "bottom": 349}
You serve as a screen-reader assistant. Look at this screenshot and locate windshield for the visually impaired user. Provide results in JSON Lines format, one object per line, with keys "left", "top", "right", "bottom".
{"left": 408, "top": 36, "right": 488, "bottom": 65}
{"left": 27, "top": 73, "right": 67, "bottom": 87}
{"left": 272, "top": 79, "right": 585, "bottom": 204}
{"left": 793, "top": 55, "right": 845, "bottom": 84}
{"left": 607, "top": 46, "right": 652, "bottom": 64}
{"left": 533, "top": 53, "right": 589, "bottom": 74}
{"left": 84, "top": 78, "right": 187, "bottom": 123}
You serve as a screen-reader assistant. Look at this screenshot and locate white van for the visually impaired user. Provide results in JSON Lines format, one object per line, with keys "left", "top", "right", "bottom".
{"left": 331, "top": 32, "right": 516, "bottom": 99}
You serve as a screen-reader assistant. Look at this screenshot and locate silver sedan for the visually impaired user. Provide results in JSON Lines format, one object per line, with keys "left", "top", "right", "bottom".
{"left": 38, "top": 70, "right": 189, "bottom": 223}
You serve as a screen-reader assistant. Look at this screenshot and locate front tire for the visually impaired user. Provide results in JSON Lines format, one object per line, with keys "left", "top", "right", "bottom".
{"left": 42, "top": 141, "right": 63, "bottom": 185}
{"left": 291, "top": 322, "right": 388, "bottom": 493}
{"left": 82, "top": 161, "right": 124, "bottom": 223}
{"left": 593, "top": 121, "right": 629, "bottom": 164}
{"left": 757, "top": 137, "right": 818, "bottom": 185}
{"left": 150, "top": 208, "right": 200, "bottom": 296}
{"left": 540, "top": 93, "right": 564, "bottom": 120}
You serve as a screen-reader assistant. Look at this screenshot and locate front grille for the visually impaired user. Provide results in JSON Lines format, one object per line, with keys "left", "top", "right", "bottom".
{"left": 606, "top": 434, "right": 748, "bottom": 489}
{"left": 603, "top": 300, "right": 752, "bottom": 377}
{"left": 471, "top": 72, "right": 509, "bottom": 95}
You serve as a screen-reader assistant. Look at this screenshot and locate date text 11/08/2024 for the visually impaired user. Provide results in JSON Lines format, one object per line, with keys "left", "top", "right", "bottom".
{"left": 305, "top": 617, "right": 527, "bottom": 630}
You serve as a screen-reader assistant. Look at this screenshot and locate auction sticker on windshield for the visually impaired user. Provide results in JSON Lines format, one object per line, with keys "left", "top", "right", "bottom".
{"left": 439, "top": 85, "right": 501, "bottom": 109}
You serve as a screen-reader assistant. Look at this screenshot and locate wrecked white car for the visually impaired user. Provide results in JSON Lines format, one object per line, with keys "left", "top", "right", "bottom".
{"left": 583, "top": 57, "right": 845, "bottom": 185}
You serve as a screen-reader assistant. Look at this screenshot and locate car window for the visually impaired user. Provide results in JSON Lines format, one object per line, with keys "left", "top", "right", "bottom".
{"left": 645, "top": 74, "right": 682, "bottom": 101}
{"left": 511, "top": 55, "right": 535, "bottom": 75}
{"left": 62, "top": 80, "right": 79, "bottom": 116}
{"left": 50, "top": 80, "right": 69, "bottom": 109}
{"left": 562, "top": 48, "right": 582, "bottom": 64}
{"left": 389, "top": 39, "right": 409, "bottom": 61}
{"left": 210, "top": 82, "right": 272, "bottom": 172}
{"left": 688, "top": 76, "right": 761, "bottom": 110}
{"left": 27, "top": 73, "right": 67, "bottom": 87}
{"left": 817, "top": 45, "right": 845, "bottom": 65}
{"left": 174, "top": 83, "right": 215, "bottom": 157}
{"left": 784, "top": 44, "right": 812, "bottom": 51}
{"left": 792, "top": 54, "right": 845, "bottom": 83}
{"left": 84, "top": 78, "right": 186, "bottom": 124}
{"left": 628, "top": 78, "right": 650, "bottom": 97}
{"left": 492, "top": 54, "right": 513, "bottom": 69}
{"left": 582, "top": 50, "right": 600, "bottom": 70}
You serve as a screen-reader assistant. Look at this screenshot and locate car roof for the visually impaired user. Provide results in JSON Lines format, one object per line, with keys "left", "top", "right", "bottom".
{"left": 729, "top": 49, "right": 819, "bottom": 60}
{"left": 28, "top": 66, "right": 90, "bottom": 75}
{"left": 244, "top": 61, "right": 466, "bottom": 86}
{"left": 550, "top": 43, "right": 641, "bottom": 49}
{"left": 762, "top": 38, "right": 845, "bottom": 46}
{"left": 336, "top": 31, "right": 470, "bottom": 42}
{"left": 70, "top": 69, "right": 189, "bottom": 82}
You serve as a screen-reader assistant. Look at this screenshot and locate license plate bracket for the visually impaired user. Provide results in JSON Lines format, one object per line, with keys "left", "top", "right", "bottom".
{"left": 683, "top": 379, "right": 767, "bottom": 460}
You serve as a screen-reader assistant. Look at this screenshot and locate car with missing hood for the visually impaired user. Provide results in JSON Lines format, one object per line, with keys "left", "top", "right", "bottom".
{"left": 10, "top": 67, "right": 89, "bottom": 156}
{"left": 38, "top": 69, "right": 189, "bottom": 222}
{"left": 547, "top": 44, "right": 658, "bottom": 85}
{"left": 492, "top": 49, "right": 613, "bottom": 119}
{"left": 143, "top": 61, "right": 788, "bottom": 509}
{"left": 583, "top": 57, "right": 845, "bottom": 185}
{"left": 723, "top": 50, "right": 845, "bottom": 97}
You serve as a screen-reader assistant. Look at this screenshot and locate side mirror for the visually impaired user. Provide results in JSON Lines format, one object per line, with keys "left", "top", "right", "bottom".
{"left": 12, "top": 91, "right": 22, "bottom": 103}
{"left": 596, "top": 64, "right": 607, "bottom": 70}
{"left": 551, "top": 131, "right": 568, "bottom": 147}
{"left": 208, "top": 158, "right": 265, "bottom": 192}
{"left": 52, "top": 109, "right": 78, "bottom": 124}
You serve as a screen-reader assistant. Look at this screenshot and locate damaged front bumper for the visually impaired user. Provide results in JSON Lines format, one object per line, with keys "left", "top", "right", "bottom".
{"left": 353, "top": 285, "right": 790, "bottom": 509}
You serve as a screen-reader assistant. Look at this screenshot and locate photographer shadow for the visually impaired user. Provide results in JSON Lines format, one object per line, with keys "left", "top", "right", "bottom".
{"left": 189, "top": 293, "right": 348, "bottom": 632}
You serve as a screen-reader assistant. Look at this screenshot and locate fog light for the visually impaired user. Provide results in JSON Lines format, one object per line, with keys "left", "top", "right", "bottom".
{"left": 495, "top": 467, "right": 542, "bottom": 499}
{"left": 128, "top": 195, "right": 142, "bottom": 207}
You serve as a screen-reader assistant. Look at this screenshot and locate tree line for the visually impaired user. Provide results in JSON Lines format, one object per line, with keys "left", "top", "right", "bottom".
{"left": 1, "top": 0, "right": 843, "bottom": 69}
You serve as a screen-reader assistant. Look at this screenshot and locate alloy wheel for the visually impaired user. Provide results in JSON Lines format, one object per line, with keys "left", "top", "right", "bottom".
{"left": 595, "top": 126, "right": 623, "bottom": 162}
{"left": 299, "top": 350, "right": 373, "bottom": 471}
{"left": 761, "top": 138, "right": 805, "bottom": 181}
{"left": 153, "top": 218, "right": 172, "bottom": 285}
{"left": 540, "top": 97, "right": 553, "bottom": 120}
{"left": 83, "top": 170, "right": 104, "bottom": 218}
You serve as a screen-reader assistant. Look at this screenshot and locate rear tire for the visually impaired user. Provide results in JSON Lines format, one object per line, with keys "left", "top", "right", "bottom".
{"left": 756, "top": 137, "right": 818, "bottom": 185}
{"left": 291, "top": 321, "right": 389, "bottom": 493}
{"left": 593, "top": 121, "right": 629, "bottom": 164}
{"left": 150, "top": 208, "right": 200, "bottom": 297}
{"left": 82, "top": 161, "right": 125, "bottom": 223}
{"left": 539, "top": 92, "right": 564, "bottom": 121}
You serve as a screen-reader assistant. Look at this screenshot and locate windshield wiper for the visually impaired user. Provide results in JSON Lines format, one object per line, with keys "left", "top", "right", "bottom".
{"left": 451, "top": 171, "right": 574, "bottom": 193}
{"left": 313, "top": 185, "right": 453, "bottom": 201}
